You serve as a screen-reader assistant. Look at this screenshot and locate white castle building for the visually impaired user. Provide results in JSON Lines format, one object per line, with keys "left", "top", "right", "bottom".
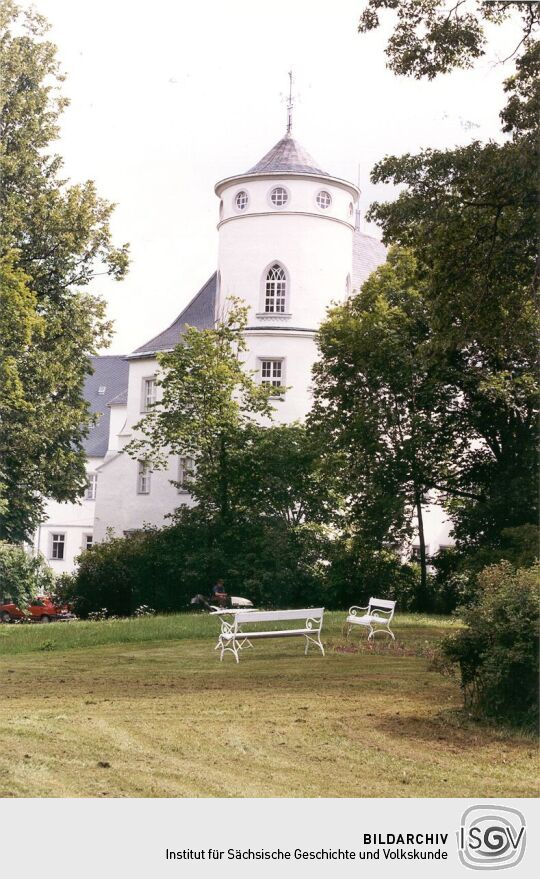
{"left": 34, "top": 125, "right": 453, "bottom": 572}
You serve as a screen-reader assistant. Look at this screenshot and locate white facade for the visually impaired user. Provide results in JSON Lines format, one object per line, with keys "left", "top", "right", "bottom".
{"left": 32, "top": 458, "right": 101, "bottom": 574}
{"left": 34, "top": 128, "right": 454, "bottom": 568}
{"left": 216, "top": 170, "right": 358, "bottom": 421}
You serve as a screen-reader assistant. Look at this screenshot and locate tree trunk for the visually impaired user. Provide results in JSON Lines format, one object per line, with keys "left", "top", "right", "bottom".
{"left": 218, "top": 433, "right": 229, "bottom": 522}
{"left": 414, "top": 485, "right": 428, "bottom": 611}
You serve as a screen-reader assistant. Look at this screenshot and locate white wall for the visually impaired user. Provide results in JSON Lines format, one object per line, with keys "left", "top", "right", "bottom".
{"left": 33, "top": 457, "right": 102, "bottom": 574}
{"left": 217, "top": 176, "right": 356, "bottom": 332}
{"left": 93, "top": 451, "right": 194, "bottom": 542}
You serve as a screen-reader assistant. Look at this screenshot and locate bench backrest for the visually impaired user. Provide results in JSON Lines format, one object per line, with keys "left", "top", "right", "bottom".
{"left": 233, "top": 608, "right": 324, "bottom": 625}
{"left": 368, "top": 597, "right": 396, "bottom": 619}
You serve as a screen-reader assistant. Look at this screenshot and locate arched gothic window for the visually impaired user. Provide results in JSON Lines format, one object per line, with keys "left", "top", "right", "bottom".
{"left": 265, "top": 264, "right": 287, "bottom": 313}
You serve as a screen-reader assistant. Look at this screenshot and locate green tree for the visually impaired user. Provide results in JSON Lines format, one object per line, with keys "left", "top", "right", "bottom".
{"left": 0, "top": 1, "right": 129, "bottom": 541}
{"left": 355, "top": 5, "right": 539, "bottom": 556}
{"left": 0, "top": 541, "right": 54, "bottom": 609}
{"left": 358, "top": 1, "right": 539, "bottom": 79}
{"left": 127, "top": 299, "right": 274, "bottom": 522}
{"left": 310, "top": 247, "right": 454, "bottom": 601}
{"left": 223, "top": 422, "right": 339, "bottom": 526}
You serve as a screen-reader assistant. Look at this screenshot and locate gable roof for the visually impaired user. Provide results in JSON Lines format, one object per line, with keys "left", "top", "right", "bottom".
{"left": 131, "top": 272, "right": 217, "bottom": 358}
{"left": 247, "top": 133, "right": 329, "bottom": 177}
{"left": 352, "top": 229, "right": 387, "bottom": 292}
{"left": 83, "top": 355, "right": 129, "bottom": 457}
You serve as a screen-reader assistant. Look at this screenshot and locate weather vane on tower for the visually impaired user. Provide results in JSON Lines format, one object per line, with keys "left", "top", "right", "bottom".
{"left": 286, "top": 70, "right": 294, "bottom": 135}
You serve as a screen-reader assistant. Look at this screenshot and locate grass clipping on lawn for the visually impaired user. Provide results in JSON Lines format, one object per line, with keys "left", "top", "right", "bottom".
{"left": 0, "top": 612, "right": 537, "bottom": 798}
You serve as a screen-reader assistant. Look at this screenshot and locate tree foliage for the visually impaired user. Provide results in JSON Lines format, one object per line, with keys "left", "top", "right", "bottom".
{"left": 0, "top": 541, "right": 54, "bottom": 608}
{"left": 440, "top": 561, "right": 539, "bottom": 727}
{"left": 358, "top": 0, "right": 540, "bottom": 79}
{"left": 0, "top": 1, "right": 129, "bottom": 541}
{"left": 364, "top": 49, "right": 539, "bottom": 550}
{"left": 127, "top": 299, "right": 276, "bottom": 521}
{"left": 310, "top": 247, "right": 456, "bottom": 601}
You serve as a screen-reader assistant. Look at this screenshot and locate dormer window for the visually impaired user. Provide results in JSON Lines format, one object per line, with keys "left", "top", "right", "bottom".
{"left": 235, "top": 190, "right": 248, "bottom": 211}
{"left": 264, "top": 264, "right": 287, "bottom": 313}
{"left": 270, "top": 186, "right": 289, "bottom": 207}
{"left": 98, "top": 386, "right": 106, "bottom": 395}
{"left": 316, "top": 190, "right": 331, "bottom": 209}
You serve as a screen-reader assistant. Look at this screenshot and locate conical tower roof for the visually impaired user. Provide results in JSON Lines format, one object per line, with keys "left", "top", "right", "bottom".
{"left": 246, "top": 133, "right": 329, "bottom": 177}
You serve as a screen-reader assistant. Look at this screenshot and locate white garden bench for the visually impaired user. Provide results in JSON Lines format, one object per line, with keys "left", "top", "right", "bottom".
{"left": 216, "top": 608, "right": 325, "bottom": 663}
{"left": 345, "top": 597, "right": 396, "bottom": 640}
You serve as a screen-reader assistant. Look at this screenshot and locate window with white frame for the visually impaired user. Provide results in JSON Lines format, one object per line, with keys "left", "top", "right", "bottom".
{"left": 270, "top": 186, "right": 288, "bottom": 207}
{"left": 264, "top": 264, "right": 287, "bottom": 313}
{"left": 83, "top": 534, "right": 93, "bottom": 551}
{"left": 260, "top": 359, "right": 284, "bottom": 393}
{"left": 85, "top": 473, "right": 97, "bottom": 500}
{"left": 235, "top": 190, "right": 248, "bottom": 210}
{"left": 137, "top": 461, "right": 151, "bottom": 494}
{"left": 51, "top": 533, "right": 65, "bottom": 560}
{"left": 177, "top": 456, "right": 195, "bottom": 493}
{"left": 316, "top": 190, "right": 331, "bottom": 209}
{"left": 141, "top": 376, "right": 156, "bottom": 412}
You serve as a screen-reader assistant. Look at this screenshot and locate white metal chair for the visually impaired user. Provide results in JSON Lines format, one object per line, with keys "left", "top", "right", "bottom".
{"left": 345, "top": 597, "right": 396, "bottom": 640}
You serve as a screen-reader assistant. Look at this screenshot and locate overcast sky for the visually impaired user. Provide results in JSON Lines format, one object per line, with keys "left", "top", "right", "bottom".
{"left": 32, "top": 1, "right": 519, "bottom": 354}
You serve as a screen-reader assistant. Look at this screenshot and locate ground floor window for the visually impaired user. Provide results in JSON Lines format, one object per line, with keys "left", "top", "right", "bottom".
{"left": 51, "top": 533, "right": 65, "bottom": 560}
{"left": 83, "top": 534, "right": 93, "bottom": 551}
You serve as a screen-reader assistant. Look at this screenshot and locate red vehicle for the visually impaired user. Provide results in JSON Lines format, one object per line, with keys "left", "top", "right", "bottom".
{"left": 0, "top": 595, "right": 75, "bottom": 624}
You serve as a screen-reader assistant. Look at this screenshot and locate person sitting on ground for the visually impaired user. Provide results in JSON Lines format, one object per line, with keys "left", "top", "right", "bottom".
{"left": 211, "top": 578, "right": 229, "bottom": 608}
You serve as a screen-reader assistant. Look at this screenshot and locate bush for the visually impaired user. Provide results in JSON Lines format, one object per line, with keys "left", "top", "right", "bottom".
{"left": 0, "top": 542, "right": 54, "bottom": 608}
{"left": 440, "top": 561, "right": 539, "bottom": 727}
{"left": 325, "top": 541, "right": 424, "bottom": 611}
{"left": 70, "top": 509, "right": 331, "bottom": 617}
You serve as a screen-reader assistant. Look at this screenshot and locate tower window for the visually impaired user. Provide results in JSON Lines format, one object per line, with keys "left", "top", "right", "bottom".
{"left": 316, "top": 190, "right": 331, "bottom": 209}
{"left": 265, "top": 264, "right": 287, "bottom": 313}
{"left": 235, "top": 190, "right": 248, "bottom": 210}
{"left": 260, "top": 359, "right": 284, "bottom": 394}
{"left": 270, "top": 186, "right": 289, "bottom": 207}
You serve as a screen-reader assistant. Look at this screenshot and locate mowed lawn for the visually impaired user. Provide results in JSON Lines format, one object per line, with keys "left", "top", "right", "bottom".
{"left": 0, "top": 612, "right": 537, "bottom": 798}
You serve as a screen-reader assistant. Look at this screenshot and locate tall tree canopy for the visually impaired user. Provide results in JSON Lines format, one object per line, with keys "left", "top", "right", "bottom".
{"left": 359, "top": 1, "right": 540, "bottom": 79}
{"left": 127, "top": 300, "right": 275, "bottom": 522}
{"left": 310, "top": 247, "right": 457, "bottom": 595}
{"left": 346, "top": 2, "right": 539, "bottom": 554}
{"left": 0, "top": 1, "right": 129, "bottom": 541}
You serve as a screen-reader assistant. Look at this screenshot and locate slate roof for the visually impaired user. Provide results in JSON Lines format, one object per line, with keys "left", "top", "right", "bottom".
{"left": 352, "top": 229, "right": 387, "bottom": 292}
{"left": 131, "top": 272, "right": 217, "bottom": 357}
{"left": 83, "top": 355, "right": 129, "bottom": 457}
{"left": 247, "top": 134, "right": 329, "bottom": 177}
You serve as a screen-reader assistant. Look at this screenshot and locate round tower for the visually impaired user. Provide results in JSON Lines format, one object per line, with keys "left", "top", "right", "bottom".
{"left": 215, "top": 131, "right": 359, "bottom": 421}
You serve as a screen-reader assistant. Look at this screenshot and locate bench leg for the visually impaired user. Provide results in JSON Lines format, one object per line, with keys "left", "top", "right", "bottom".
{"left": 304, "top": 632, "right": 325, "bottom": 657}
{"left": 368, "top": 625, "right": 395, "bottom": 641}
{"left": 220, "top": 639, "right": 240, "bottom": 663}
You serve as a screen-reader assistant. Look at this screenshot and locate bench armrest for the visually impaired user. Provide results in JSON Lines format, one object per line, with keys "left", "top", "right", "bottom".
{"left": 348, "top": 605, "right": 369, "bottom": 616}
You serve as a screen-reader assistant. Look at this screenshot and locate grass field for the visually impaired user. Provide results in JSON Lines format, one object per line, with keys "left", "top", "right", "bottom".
{"left": 0, "top": 612, "right": 537, "bottom": 798}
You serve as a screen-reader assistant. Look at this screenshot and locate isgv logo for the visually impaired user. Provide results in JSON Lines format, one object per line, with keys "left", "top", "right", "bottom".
{"left": 458, "top": 805, "right": 526, "bottom": 870}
